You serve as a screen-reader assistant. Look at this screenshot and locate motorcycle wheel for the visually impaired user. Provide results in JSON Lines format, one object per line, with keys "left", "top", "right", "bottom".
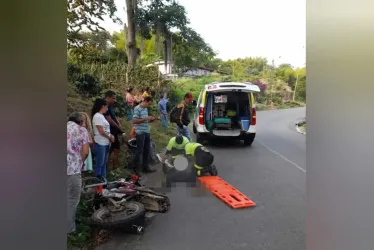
{"left": 90, "top": 201, "right": 146, "bottom": 229}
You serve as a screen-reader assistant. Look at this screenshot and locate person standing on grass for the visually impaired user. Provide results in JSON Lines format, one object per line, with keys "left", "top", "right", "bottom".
{"left": 104, "top": 91, "right": 123, "bottom": 170}
{"left": 142, "top": 87, "right": 150, "bottom": 98}
{"left": 158, "top": 94, "right": 169, "bottom": 129}
{"left": 173, "top": 92, "right": 193, "bottom": 141}
{"left": 132, "top": 96, "right": 157, "bottom": 175}
{"left": 92, "top": 98, "right": 114, "bottom": 181}
{"left": 134, "top": 88, "right": 143, "bottom": 106}
{"left": 125, "top": 87, "right": 135, "bottom": 121}
{"left": 81, "top": 112, "right": 93, "bottom": 172}
{"left": 67, "top": 112, "right": 90, "bottom": 234}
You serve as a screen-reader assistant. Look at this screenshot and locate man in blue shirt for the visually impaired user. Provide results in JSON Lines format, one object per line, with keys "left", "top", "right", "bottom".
{"left": 158, "top": 94, "right": 169, "bottom": 129}
{"left": 132, "top": 96, "right": 156, "bottom": 175}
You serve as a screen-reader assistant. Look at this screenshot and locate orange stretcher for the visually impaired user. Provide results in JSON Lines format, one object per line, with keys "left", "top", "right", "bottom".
{"left": 198, "top": 176, "right": 256, "bottom": 209}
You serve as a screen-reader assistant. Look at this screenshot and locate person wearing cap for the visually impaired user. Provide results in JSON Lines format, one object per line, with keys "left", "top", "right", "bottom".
{"left": 164, "top": 135, "right": 189, "bottom": 163}
{"left": 184, "top": 142, "right": 218, "bottom": 177}
{"left": 175, "top": 93, "right": 193, "bottom": 141}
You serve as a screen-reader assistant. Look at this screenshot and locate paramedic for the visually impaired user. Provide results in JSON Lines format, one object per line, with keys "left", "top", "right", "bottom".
{"left": 164, "top": 135, "right": 189, "bottom": 163}
{"left": 184, "top": 142, "right": 217, "bottom": 177}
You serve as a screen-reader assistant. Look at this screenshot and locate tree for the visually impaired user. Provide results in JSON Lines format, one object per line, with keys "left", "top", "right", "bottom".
{"left": 111, "top": 29, "right": 157, "bottom": 55}
{"left": 136, "top": 0, "right": 189, "bottom": 73}
{"left": 172, "top": 27, "right": 216, "bottom": 72}
{"left": 67, "top": 0, "right": 121, "bottom": 47}
{"left": 294, "top": 67, "right": 306, "bottom": 101}
{"left": 125, "top": 0, "right": 138, "bottom": 69}
{"left": 68, "top": 30, "right": 128, "bottom": 64}
{"left": 205, "top": 58, "right": 223, "bottom": 71}
{"left": 275, "top": 64, "right": 297, "bottom": 88}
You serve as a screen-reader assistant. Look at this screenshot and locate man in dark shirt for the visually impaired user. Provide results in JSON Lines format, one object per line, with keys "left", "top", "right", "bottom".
{"left": 104, "top": 90, "right": 123, "bottom": 170}
{"left": 175, "top": 93, "right": 193, "bottom": 141}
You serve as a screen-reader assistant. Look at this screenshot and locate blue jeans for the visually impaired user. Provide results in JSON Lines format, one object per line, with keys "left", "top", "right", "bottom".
{"left": 94, "top": 143, "right": 110, "bottom": 179}
{"left": 127, "top": 107, "right": 134, "bottom": 121}
{"left": 160, "top": 113, "right": 168, "bottom": 128}
{"left": 134, "top": 133, "right": 151, "bottom": 172}
{"left": 177, "top": 125, "right": 192, "bottom": 141}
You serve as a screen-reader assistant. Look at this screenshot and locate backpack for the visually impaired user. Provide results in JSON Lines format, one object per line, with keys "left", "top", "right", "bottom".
{"left": 169, "top": 105, "right": 179, "bottom": 123}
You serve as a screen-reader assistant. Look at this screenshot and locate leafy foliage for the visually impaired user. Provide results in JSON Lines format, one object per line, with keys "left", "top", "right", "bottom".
{"left": 68, "top": 63, "right": 102, "bottom": 97}
{"left": 68, "top": 30, "right": 129, "bottom": 64}
{"left": 137, "top": 0, "right": 189, "bottom": 38}
{"left": 67, "top": 0, "right": 121, "bottom": 47}
{"left": 74, "top": 73, "right": 102, "bottom": 98}
{"left": 172, "top": 27, "right": 216, "bottom": 72}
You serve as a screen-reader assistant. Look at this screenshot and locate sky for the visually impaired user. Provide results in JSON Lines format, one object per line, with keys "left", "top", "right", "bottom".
{"left": 100, "top": 0, "right": 306, "bottom": 68}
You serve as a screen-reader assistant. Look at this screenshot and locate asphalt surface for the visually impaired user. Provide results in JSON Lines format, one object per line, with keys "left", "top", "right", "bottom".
{"left": 95, "top": 107, "right": 306, "bottom": 250}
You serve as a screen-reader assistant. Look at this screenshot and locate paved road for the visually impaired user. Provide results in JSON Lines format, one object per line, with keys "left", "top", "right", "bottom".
{"left": 96, "top": 107, "right": 306, "bottom": 250}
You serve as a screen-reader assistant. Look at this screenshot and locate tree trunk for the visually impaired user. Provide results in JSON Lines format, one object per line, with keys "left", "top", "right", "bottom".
{"left": 124, "top": 23, "right": 129, "bottom": 84}
{"left": 168, "top": 33, "right": 173, "bottom": 74}
{"left": 124, "top": 23, "right": 128, "bottom": 41}
{"left": 163, "top": 38, "right": 168, "bottom": 74}
{"left": 163, "top": 33, "right": 173, "bottom": 75}
{"left": 125, "top": 0, "right": 137, "bottom": 70}
{"left": 155, "top": 23, "right": 161, "bottom": 56}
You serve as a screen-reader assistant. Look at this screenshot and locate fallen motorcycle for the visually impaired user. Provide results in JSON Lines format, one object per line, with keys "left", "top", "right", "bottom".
{"left": 107, "top": 175, "right": 171, "bottom": 213}
{"left": 81, "top": 175, "right": 170, "bottom": 234}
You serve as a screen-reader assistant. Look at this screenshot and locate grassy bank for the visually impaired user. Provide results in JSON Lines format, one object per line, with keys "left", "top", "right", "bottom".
{"left": 67, "top": 87, "right": 176, "bottom": 249}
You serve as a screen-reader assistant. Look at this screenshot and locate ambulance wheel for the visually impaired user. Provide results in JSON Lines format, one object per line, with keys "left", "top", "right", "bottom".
{"left": 244, "top": 133, "right": 255, "bottom": 146}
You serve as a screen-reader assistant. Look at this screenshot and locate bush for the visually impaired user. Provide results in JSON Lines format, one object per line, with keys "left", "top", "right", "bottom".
{"left": 67, "top": 63, "right": 81, "bottom": 82}
{"left": 75, "top": 73, "right": 102, "bottom": 98}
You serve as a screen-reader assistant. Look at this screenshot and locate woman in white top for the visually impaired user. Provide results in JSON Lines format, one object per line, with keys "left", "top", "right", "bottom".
{"left": 91, "top": 98, "right": 114, "bottom": 181}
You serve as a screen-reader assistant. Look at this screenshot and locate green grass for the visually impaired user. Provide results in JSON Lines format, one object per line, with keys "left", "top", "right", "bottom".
{"left": 172, "top": 75, "right": 221, "bottom": 100}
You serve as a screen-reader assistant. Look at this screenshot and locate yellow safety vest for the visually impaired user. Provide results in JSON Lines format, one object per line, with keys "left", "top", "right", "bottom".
{"left": 184, "top": 142, "right": 202, "bottom": 156}
{"left": 185, "top": 142, "right": 207, "bottom": 175}
{"left": 166, "top": 136, "right": 189, "bottom": 157}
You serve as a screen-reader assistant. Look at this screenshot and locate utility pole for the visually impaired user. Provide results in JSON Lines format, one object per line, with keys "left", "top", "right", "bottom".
{"left": 292, "top": 73, "right": 299, "bottom": 102}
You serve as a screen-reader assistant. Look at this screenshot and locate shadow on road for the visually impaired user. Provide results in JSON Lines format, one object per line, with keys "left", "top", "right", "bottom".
{"left": 203, "top": 138, "right": 251, "bottom": 149}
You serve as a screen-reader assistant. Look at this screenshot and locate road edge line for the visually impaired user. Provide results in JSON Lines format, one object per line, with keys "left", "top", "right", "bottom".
{"left": 255, "top": 140, "right": 306, "bottom": 173}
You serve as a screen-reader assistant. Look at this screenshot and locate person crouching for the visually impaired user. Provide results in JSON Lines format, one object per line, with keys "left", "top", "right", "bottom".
{"left": 184, "top": 142, "right": 218, "bottom": 177}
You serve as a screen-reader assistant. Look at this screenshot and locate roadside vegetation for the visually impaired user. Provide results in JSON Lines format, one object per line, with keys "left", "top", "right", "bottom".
{"left": 67, "top": 0, "right": 306, "bottom": 249}
{"left": 171, "top": 59, "right": 306, "bottom": 110}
